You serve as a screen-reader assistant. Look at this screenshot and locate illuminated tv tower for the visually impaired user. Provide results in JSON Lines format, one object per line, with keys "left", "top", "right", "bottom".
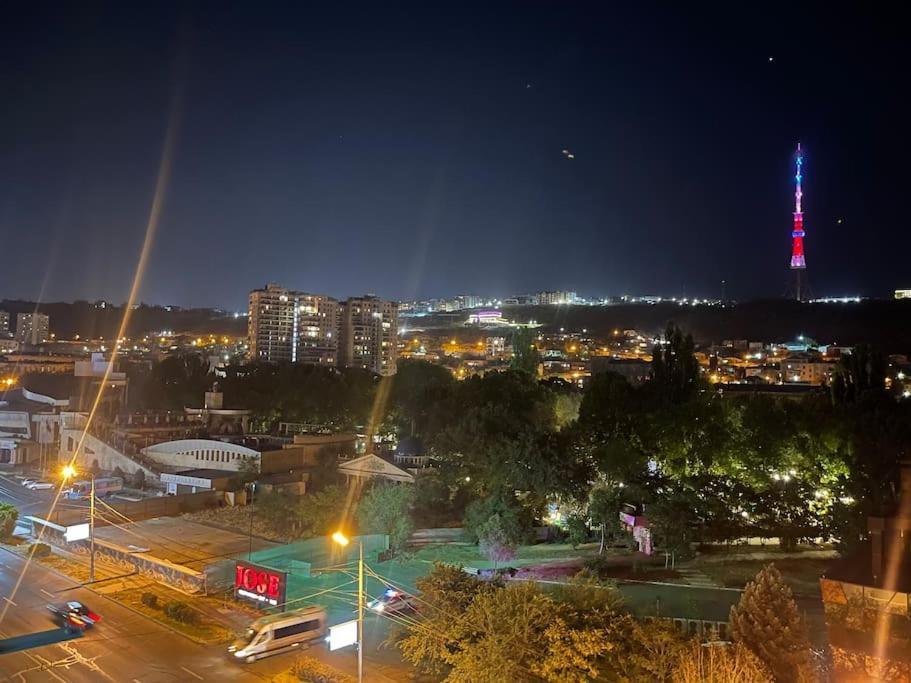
{"left": 789, "top": 143, "right": 807, "bottom": 301}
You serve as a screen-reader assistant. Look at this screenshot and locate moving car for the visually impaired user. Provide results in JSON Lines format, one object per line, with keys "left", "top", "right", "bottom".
{"left": 47, "top": 601, "right": 101, "bottom": 632}
{"left": 20, "top": 479, "right": 38, "bottom": 487}
{"left": 228, "top": 605, "right": 326, "bottom": 663}
{"left": 367, "top": 587, "right": 417, "bottom": 614}
{"left": 27, "top": 481, "right": 55, "bottom": 490}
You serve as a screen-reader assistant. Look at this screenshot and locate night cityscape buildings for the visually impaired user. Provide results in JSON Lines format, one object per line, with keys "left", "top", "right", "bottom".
{"left": 2, "top": 3, "right": 911, "bottom": 681}
{"left": 248, "top": 283, "right": 397, "bottom": 375}
{"left": 13, "top": 312, "right": 49, "bottom": 346}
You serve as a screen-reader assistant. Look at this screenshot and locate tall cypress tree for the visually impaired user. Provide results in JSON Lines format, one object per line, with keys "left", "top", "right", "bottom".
{"left": 729, "top": 564, "right": 815, "bottom": 682}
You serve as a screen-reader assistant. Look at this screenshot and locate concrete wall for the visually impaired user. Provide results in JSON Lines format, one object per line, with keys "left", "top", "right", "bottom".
{"left": 59, "top": 428, "right": 158, "bottom": 482}
{"left": 42, "top": 490, "right": 224, "bottom": 527}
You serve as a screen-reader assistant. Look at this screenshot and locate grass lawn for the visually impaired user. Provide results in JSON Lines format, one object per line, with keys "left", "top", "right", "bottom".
{"left": 411, "top": 542, "right": 606, "bottom": 569}
{"left": 697, "top": 557, "right": 832, "bottom": 596}
{"left": 112, "top": 586, "right": 235, "bottom": 644}
{"left": 38, "top": 553, "right": 93, "bottom": 583}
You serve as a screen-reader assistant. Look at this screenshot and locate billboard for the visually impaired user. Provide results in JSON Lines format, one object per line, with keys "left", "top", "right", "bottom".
{"left": 64, "top": 523, "right": 90, "bottom": 542}
{"left": 328, "top": 619, "right": 358, "bottom": 651}
{"left": 234, "top": 561, "right": 287, "bottom": 609}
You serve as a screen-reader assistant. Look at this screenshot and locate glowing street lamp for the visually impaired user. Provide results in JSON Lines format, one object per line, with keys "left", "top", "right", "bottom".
{"left": 333, "top": 531, "right": 363, "bottom": 683}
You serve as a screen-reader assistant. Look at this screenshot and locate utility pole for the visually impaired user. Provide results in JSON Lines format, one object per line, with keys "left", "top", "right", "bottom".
{"left": 357, "top": 539, "right": 364, "bottom": 683}
{"left": 89, "top": 475, "right": 95, "bottom": 583}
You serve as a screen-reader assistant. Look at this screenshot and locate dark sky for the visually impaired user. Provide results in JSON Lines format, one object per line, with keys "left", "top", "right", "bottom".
{"left": 1, "top": 2, "right": 908, "bottom": 308}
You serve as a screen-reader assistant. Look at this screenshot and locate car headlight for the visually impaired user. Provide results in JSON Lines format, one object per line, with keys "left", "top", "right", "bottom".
{"left": 233, "top": 650, "right": 245, "bottom": 658}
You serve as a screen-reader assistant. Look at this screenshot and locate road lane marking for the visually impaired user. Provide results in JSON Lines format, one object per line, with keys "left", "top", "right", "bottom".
{"left": 3, "top": 596, "right": 17, "bottom": 606}
{"left": 41, "top": 588, "right": 56, "bottom": 597}
{"left": 180, "top": 666, "right": 204, "bottom": 680}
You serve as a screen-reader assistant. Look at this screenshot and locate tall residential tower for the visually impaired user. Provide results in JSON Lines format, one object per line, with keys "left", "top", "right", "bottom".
{"left": 248, "top": 285, "right": 396, "bottom": 375}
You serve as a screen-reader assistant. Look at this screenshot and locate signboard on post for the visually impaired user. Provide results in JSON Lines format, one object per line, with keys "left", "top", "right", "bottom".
{"left": 327, "top": 619, "right": 358, "bottom": 651}
{"left": 234, "top": 561, "right": 287, "bottom": 610}
{"left": 65, "top": 523, "right": 90, "bottom": 542}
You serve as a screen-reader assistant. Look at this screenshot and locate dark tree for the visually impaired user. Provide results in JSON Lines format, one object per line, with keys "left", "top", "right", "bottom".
{"left": 509, "top": 327, "right": 541, "bottom": 376}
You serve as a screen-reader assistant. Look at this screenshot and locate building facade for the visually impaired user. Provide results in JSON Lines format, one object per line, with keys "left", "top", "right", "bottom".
{"left": 15, "top": 312, "right": 50, "bottom": 345}
{"left": 248, "top": 284, "right": 298, "bottom": 363}
{"left": 0, "top": 311, "right": 9, "bottom": 338}
{"left": 295, "top": 294, "right": 339, "bottom": 366}
{"left": 339, "top": 296, "right": 398, "bottom": 376}
{"left": 248, "top": 285, "right": 397, "bottom": 374}
{"left": 538, "top": 291, "right": 578, "bottom": 305}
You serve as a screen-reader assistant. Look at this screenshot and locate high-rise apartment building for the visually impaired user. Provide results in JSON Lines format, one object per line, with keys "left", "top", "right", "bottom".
{"left": 248, "top": 285, "right": 396, "bottom": 374}
{"left": 295, "top": 294, "right": 339, "bottom": 366}
{"left": 248, "top": 284, "right": 339, "bottom": 365}
{"left": 0, "top": 311, "right": 9, "bottom": 338}
{"left": 15, "top": 312, "right": 49, "bottom": 345}
{"left": 248, "top": 284, "right": 297, "bottom": 363}
{"left": 538, "top": 291, "right": 578, "bottom": 305}
{"left": 339, "top": 296, "right": 398, "bottom": 376}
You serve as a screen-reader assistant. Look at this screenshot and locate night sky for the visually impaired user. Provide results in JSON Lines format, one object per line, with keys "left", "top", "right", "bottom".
{"left": 1, "top": 3, "right": 908, "bottom": 308}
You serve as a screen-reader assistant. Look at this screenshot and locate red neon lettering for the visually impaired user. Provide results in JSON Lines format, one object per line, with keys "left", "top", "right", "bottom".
{"left": 267, "top": 573, "right": 280, "bottom": 598}
{"left": 256, "top": 571, "right": 268, "bottom": 594}
{"left": 243, "top": 567, "right": 257, "bottom": 591}
{"left": 236, "top": 563, "right": 281, "bottom": 599}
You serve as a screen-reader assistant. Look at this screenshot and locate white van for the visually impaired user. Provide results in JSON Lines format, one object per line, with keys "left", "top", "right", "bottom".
{"left": 228, "top": 606, "right": 327, "bottom": 663}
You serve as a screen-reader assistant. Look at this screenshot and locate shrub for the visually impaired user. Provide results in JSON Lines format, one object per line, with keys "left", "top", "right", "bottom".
{"left": 291, "top": 656, "right": 356, "bottom": 683}
{"left": 164, "top": 601, "right": 198, "bottom": 624}
{"left": 565, "top": 514, "right": 589, "bottom": 549}
{"left": 141, "top": 592, "right": 158, "bottom": 609}
{"left": 29, "top": 542, "right": 52, "bottom": 558}
{"left": 0, "top": 502, "right": 18, "bottom": 539}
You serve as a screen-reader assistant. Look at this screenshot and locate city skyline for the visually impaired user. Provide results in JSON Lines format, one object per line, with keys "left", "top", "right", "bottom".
{"left": 2, "top": 5, "right": 909, "bottom": 307}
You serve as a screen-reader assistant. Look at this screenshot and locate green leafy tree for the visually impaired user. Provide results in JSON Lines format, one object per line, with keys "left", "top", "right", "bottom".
{"left": 298, "top": 485, "right": 348, "bottom": 537}
{"left": 397, "top": 562, "right": 492, "bottom": 676}
{"left": 477, "top": 512, "right": 518, "bottom": 567}
{"left": 256, "top": 491, "right": 299, "bottom": 538}
{"left": 509, "top": 327, "right": 540, "bottom": 376}
{"left": 463, "top": 495, "right": 532, "bottom": 546}
{"left": 830, "top": 345, "right": 887, "bottom": 404}
{"left": 729, "top": 564, "right": 815, "bottom": 682}
{"left": 0, "top": 502, "right": 18, "bottom": 539}
{"left": 357, "top": 482, "right": 414, "bottom": 554}
{"left": 589, "top": 486, "right": 623, "bottom": 554}
{"left": 564, "top": 514, "right": 589, "bottom": 550}
{"left": 650, "top": 323, "right": 701, "bottom": 404}
{"left": 387, "top": 360, "right": 455, "bottom": 440}
{"left": 648, "top": 490, "right": 699, "bottom": 559}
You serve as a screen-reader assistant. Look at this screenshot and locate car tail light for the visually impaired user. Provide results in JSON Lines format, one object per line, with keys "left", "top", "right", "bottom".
{"left": 87, "top": 612, "right": 101, "bottom": 622}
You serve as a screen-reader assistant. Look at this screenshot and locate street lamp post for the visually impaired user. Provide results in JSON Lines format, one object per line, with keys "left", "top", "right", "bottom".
{"left": 247, "top": 481, "right": 256, "bottom": 561}
{"left": 332, "top": 531, "right": 363, "bottom": 683}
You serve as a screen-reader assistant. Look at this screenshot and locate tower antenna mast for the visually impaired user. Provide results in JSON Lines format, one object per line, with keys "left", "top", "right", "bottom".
{"left": 789, "top": 143, "right": 807, "bottom": 301}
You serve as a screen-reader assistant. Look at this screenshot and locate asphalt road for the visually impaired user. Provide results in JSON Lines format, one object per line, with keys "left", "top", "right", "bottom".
{"left": 0, "top": 474, "right": 89, "bottom": 520}
{"left": 0, "top": 473, "right": 408, "bottom": 681}
{"left": 0, "top": 547, "right": 272, "bottom": 682}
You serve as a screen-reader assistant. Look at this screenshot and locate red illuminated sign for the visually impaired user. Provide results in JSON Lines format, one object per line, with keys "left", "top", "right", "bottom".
{"left": 234, "top": 561, "right": 287, "bottom": 610}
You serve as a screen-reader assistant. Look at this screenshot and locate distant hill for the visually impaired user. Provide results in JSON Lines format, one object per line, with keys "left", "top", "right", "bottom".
{"left": 0, "top": 300, "right": 247, "bottom": 339}
{"left": 414, "top": 299, "right": 911, "bottom": 354}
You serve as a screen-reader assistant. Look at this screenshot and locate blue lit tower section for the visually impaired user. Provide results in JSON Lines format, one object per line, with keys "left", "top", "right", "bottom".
{"left": 789, "top": 143, "right": 807, "bottom": 300}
